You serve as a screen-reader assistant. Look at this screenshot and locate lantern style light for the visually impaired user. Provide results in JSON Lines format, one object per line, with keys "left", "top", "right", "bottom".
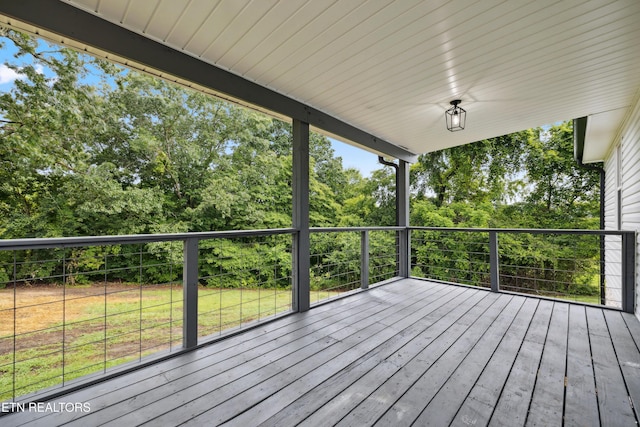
{"left": 445, "top": 99, "right": 466, "bottom": 132}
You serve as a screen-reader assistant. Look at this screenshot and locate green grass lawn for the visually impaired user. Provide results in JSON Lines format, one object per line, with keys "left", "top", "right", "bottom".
{"left": 0, "top": 285, "right": 297, "bottom": 401}
{"left": 555, "top": 294, "right": 601, "bottom": 304}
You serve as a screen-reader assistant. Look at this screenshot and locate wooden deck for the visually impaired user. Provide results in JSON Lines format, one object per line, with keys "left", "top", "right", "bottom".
{"left": 3, "top": 279, "right": 640, "bottom": 426}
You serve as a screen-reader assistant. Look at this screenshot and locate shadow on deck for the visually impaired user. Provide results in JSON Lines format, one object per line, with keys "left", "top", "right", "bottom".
{"left": 3, "top": 278, "right": 640, "bottom": 426}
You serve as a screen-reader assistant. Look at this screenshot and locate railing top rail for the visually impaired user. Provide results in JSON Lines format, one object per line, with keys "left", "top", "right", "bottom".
{"left": 0, "top": 225, "right": 634, "bottom": 251}
{"left": 409, "top": 226, "right": 635, "bottom": 236}
{"left": 0, "top": 228, "right": 297, "bottom": 250}
{"left": 311, "top": 226, "right": 405, "bottom": 233}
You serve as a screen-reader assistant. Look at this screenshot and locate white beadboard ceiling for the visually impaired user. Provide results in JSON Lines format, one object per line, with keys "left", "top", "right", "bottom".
{"left": 6, "top": 0, "right": 640, "bottom": 158}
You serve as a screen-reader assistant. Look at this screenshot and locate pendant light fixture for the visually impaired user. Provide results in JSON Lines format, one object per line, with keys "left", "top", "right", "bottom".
{"left": 445, "top": 99, "right": 466, "bottom": 132}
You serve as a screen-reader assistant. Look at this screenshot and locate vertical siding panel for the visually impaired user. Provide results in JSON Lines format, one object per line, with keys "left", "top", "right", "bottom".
{"left": 609, "top": 96, "right": 640, "bottom": 318}
{"left": 604, "top": 151, "right": 622, "bottom": 307}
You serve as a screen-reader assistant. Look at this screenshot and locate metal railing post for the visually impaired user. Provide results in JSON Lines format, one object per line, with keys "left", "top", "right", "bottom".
{"left": 292, "top": 119, "right": 310, "bottom": 312}
{"left": 622, "top": 231, "right": 636, "bottom": 314}
{"left": 183, "top": 237, "right": 199, "bottom": 348}
{"left": 398, "top": 161, "right": 410, "bottom": 278}
{"left": 489, "top": 231, "right": 500, "bottom": 292}
{"left": 407, "top": 228, "right": 412, "bottom": 276}
{"left": 361, "top": 230, "right": 370, "bottom": 289}
{"left": 398, "top": 228, "right": 410, "bottom": 278}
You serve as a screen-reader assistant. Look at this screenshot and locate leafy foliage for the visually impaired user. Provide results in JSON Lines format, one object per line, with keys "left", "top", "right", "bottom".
{"left": 0, "top": 30, "right": 601, "bottom": 295}
{"left": 410, "top": 124, "right": 601, "bottom": 297}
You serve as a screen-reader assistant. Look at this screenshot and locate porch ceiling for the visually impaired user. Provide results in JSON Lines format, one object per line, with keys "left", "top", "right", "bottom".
{"left": 1, "top": 0, "right": 640, "bottom": 158}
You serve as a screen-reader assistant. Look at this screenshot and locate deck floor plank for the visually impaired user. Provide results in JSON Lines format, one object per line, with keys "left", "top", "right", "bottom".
{"left": 373, "top": 294, "right": 515, "bottom": 426}
{"left": 622, "top": 311, "right": 640, "bottom": 350}
{"left": 587, "top": 307, "right": 637, "bottom": 426}
{"left": 525, "top": 302, "right": 569, "bottom": 426}
{"left": 2, "top": 279, "right": 639, "bottom": 427}
{"left": 296, "top": 290, "right": 493, "bottom": 427}
{"left": 563, "top": 305, "right": 599, "bottom": 427}
{"left": 407, "top": 295, "right": 527, "bottom": 427}
{"left": 450, "top": 298, "right": 539, "bottom": 427}
{"left": 16, "top": 281, "right": 438, "bottom": 427}
{"left": 181, "top": 288, "right": 483, "bottom": 426}
{"left": 255, "top": 286, "right": 481, "bottom": 426}
{"left": 488, "top": 300, "right": 553, "bottom": 426}
{"left": 332, "top": 292, "right": 500, "bottom": 426}
{"left": 98, "top": 283, "right": 447, "bottom": 427}
{"left": 603, "top": 309, "right": 640, "bottom": 421}
{"left": 5, "top": 281, "right": 433, "bottom": 427}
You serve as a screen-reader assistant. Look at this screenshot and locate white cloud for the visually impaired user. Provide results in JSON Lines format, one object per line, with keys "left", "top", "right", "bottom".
{"left": 0, "top": 64, "right": 25, "bottom": 85}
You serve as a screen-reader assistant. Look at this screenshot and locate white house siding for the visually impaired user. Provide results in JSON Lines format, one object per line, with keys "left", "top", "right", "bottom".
{"left": 605, "top": 95, "right": 640, "bottom": 318}
{"left": 604, "top": 149, "right": 621, "bottom": 308}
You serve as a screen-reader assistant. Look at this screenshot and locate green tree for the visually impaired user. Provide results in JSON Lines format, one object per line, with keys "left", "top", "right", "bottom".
{"left": 339, "top": 166, "right": 398, "bottom": 227}
{"left": 523, "top": 122, "right": 600, "bottom": 227}
{"left": 0, "top": 29, "right": 137, "bottom": 238}
{"left": 411, "top": 131, "right": 530, "bottom": 207}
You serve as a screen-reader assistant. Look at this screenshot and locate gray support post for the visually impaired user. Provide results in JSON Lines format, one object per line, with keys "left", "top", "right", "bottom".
{"left": 622, "top": 231, "right": 636, "bottom": 313}
{"left": 489, "top": 231, "right": 500, "bottom": 292}
{"left": 407, "top": 228, "right": 412, "bottom": 276}
{"left": 361, "top": 231, "right": 370, "bottom": 289}
{"left": 292, "top": 119, "right": 310, "bottom": 312}
{"left": 183, "top": 237, "right": 199, "bottom": 349}
{"left": 398, "top": 160, "right": 410, "bottom": 277}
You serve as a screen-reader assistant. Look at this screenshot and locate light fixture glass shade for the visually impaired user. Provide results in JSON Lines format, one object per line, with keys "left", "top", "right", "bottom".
{"left": 445, "top": 100, "right": 466, "bottom": 131}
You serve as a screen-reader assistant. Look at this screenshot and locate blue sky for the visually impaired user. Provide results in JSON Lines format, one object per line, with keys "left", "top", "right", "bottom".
{"left": 0, "top": 40, "right": 22, "bottom": 84}
{"left": 329, "top": 138, "right": 381, "bottom": 177}
{"left": 0, "top": 36, "right": 384, "bottom": 178}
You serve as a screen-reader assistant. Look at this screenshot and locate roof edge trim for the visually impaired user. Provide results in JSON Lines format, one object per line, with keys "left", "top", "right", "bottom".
{"left": 573, "top": 116, "right": 588, "bottom": 166}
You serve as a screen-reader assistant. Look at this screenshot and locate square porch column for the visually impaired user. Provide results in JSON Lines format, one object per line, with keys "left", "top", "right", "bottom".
{"left": 292, "top": 119, "right": 310, "bottom": 312}
{"left": 398, "top": 160, "right": 410, "bottom": 277}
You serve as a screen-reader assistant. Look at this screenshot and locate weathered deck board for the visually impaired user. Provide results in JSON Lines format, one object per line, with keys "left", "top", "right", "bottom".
{"left": 2, "top": 278, "right": 640, "bottom": 427}
{"left": 587, "top": 307, "right": 637, "bottom": 426}
{"left": 488, "top": 299, "right": 554, "bottom": 426}
{"left": 372, "top": 294, "right": 515, "bottom": 427}
{"left": 253, "top": 285, "right": 479, "bottom": 426}
{"left": 287, "top": 289, "right": 491, "bottom": 427}
{"left": 563, "top": 305, "right": 599, "bottom": 427}
{"left": 165, "top": 287, "right": 480, "bottom": 426}
{"left": 7, "top": 281, "right": 436, "bottom": 427}
{"left": 526, "top": 302, "right": 569, "bottom": 426}
{"left": 603, "top": 309, "right": 640, "bottom": 421}
{"left": 451, "top": 298, "right": 539, "bottom": 426}
{"left": 96, "top": 282, "right": 443, "bottom": 427}
{"left": 407, "top": 295, "right": 526, "bottom": 426}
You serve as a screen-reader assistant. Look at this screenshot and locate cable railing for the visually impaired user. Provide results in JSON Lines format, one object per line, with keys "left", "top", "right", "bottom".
{"left": 308, "top": 227, "right": 401, "bottom": 305}
{"left": 0, "top": 225, "right": 635, "bottom": 403}
{"left": 0, "top": 229, "right": 294, "bottom": 402}
{"left": 410, "top": 227, "right": 635, "bottom": 310}
{"left": 411, "top": 229, "right": 491, "bottom": 289}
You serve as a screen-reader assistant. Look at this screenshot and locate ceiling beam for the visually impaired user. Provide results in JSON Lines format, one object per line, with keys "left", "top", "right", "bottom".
{"left": 0, "top": 0, "right": 417, "bottom": 162}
